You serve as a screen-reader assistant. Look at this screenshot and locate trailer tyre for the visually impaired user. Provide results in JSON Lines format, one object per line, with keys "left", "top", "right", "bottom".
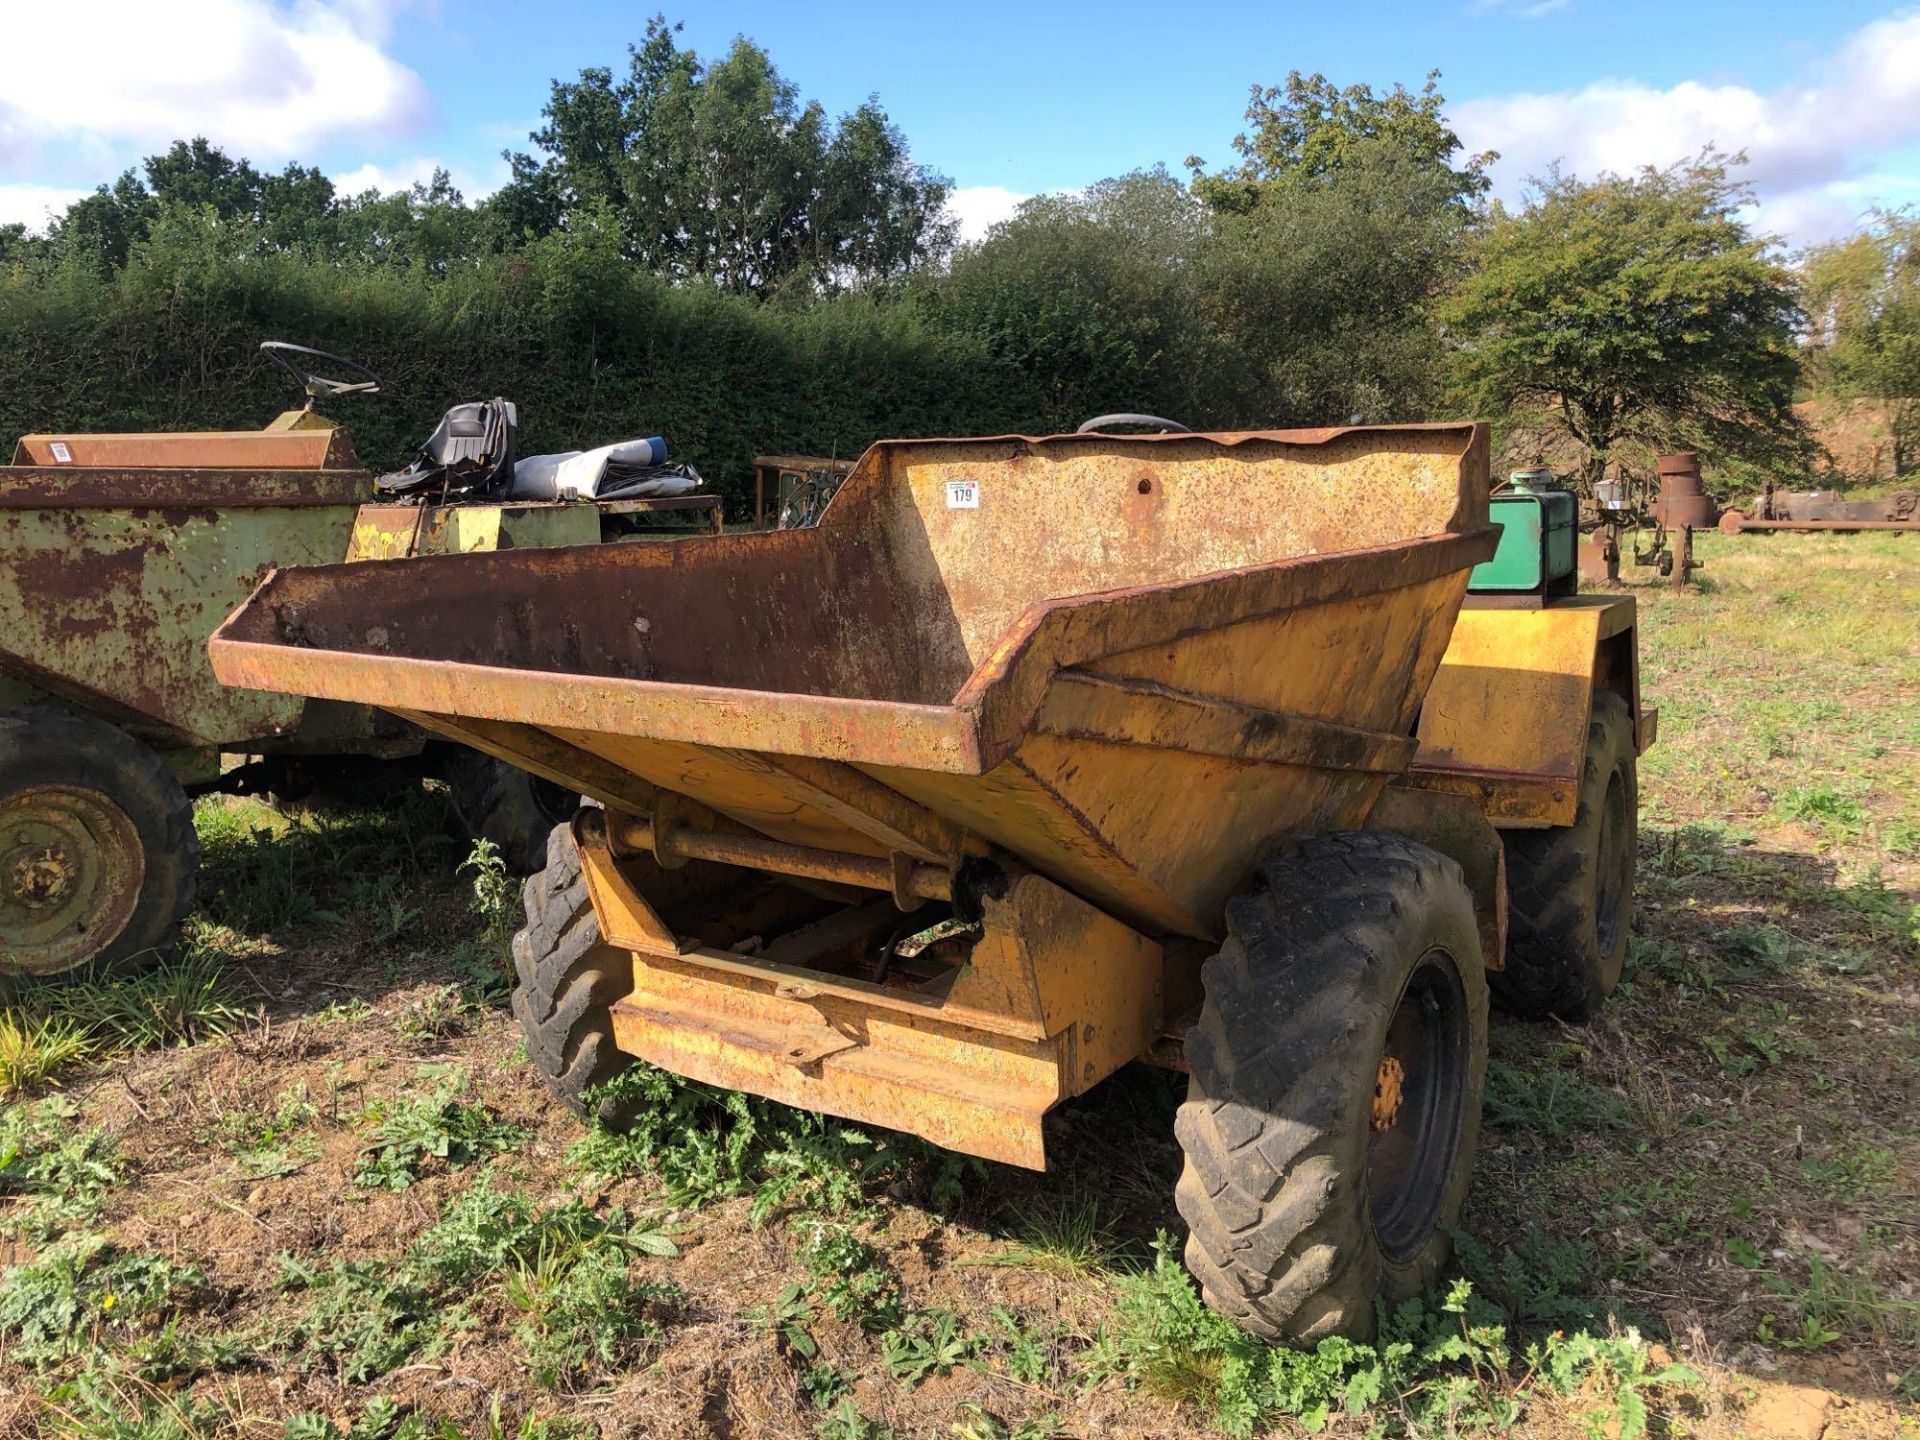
{"left": 0, "top": 709, "right": 198, "bottom": 979}
{"left": 446, "top": 750, "right": 581, "bottom": 875}
{"left": 1494, "top": 691, "right": 1636, "bottom": 1022}
{"left": 1175, "top": 831, "right": 1488, "bottom": 1342}
{"left": 510, "top": 820, "right": 640, "bottom": 1129}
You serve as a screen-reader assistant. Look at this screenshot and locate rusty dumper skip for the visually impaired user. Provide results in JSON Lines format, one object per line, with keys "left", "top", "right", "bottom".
{"left": 211, "top": 423, "right": 1650, "bottom": 1340}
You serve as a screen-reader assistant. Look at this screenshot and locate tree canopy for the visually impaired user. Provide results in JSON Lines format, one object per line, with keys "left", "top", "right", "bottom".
{"left": 1803, "top": 211, "right": 1920, "bottom": 472}
{"left": 496, "top": 17, "right": 955, "bottom": 294}
{"left": 31, "top": 138, "right": 495, "bottom": 272}
{"left": 1187, "top": 70, "right": 1494, "bottom": 216}
{"left": 1440, "top": 153, "right": 1808, "bottom": 487}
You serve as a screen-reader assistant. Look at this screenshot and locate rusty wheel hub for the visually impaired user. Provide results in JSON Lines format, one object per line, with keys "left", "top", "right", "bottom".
{"left": 0, "top": 784, "right": 144, "bottom": 975}
{"left": 1371, "top": 1053, "right": 1406, "bottom": 1131}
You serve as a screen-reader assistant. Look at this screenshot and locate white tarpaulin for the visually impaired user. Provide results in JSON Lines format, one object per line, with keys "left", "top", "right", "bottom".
{"left": 512, "top": 436, "right": 697, "bottom": 499}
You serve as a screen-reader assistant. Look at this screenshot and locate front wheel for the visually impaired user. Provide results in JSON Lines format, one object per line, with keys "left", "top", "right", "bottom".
{"left": 1175, "top": 831, "right": 1489, "bottom": 1342}
{"left": 0, "top": 710, "right": 198, "bottom": 979}
{"left": 510, "top": 821, "right": 640, "bottom": 1128}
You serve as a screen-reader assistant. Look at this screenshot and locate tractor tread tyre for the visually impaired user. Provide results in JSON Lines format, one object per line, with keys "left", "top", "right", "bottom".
{"left": 0, "top": 709, "right": 198, "bottom": 979}
{"left": 1174, "top": 831, "right": 1488, "bottom": 1343}
{"left": 510, "top": 821, "right": 639, "bottom": 1129}
{"left": 1494, "top": 691, "right": 1637, "bottom": 1022}
{"left": 446, "top": 749, "right": 579, "bottom": 875}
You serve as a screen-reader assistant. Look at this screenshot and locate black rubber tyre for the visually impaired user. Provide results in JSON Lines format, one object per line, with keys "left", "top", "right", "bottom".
{"left": 445, "top": 749, "right": 580, "bottom": 875}
{"left": 0, "top": 709, "right": 198, "bottom": 979}
{"left": 510, "top": 820, "right": 639, "bottom": 1128}
{"left": 1493, "top": 691, "right": 1637, "bottom": 1022}
{"left": 1174, "top": 831, "right": 1489, "bottom": 1342}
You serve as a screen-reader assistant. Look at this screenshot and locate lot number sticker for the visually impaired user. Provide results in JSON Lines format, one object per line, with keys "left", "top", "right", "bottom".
{"left": 946, "top": 479, "right": 980, "bottom": 509}
{"left": 49, "top": 442, "right": 72, "bottom": 463}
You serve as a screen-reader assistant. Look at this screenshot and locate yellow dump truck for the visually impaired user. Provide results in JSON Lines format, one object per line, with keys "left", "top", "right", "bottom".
{"left": 210, "top": 422, "right": 1650, "bottom": 1340}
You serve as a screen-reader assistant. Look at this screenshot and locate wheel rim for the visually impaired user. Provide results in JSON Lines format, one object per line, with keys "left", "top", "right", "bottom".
{"left": 1, "top": 783, "right": 145, "bottom": 975}
{"left": 1594, "top": 764, "right": 1632, "bottom": 960}
{"left": 1367, "top": 947, "right": 1471, "bottom": 1263}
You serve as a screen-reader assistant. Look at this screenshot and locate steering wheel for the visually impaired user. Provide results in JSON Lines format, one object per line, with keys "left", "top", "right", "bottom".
{"left": 259, "top": 341, "right": 381, "bottom": 404}
{"left": 1076, "top": 413, "right": 1190, "bottom": 434}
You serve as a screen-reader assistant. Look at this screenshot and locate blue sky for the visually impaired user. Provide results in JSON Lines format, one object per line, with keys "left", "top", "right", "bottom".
{"left": 5, "top": 1, "right": 1920, "bottom": 246}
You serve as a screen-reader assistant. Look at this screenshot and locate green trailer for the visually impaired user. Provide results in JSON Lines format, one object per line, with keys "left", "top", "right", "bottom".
{"left": 1, "top": 345, "right": 719, "bottom": 978}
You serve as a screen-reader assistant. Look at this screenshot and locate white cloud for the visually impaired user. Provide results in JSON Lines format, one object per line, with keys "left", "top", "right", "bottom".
{"left": 945, "top": 185, "right": 1029, "bottom": 244}
{"left": 0, "top": 184, "right": 88, "bottom": 229}
{"left": 1453, "top": 11, "right": 1920, "bottom": 244}
{"left": 0, "top": 1, "right": 429, "bottom": 170}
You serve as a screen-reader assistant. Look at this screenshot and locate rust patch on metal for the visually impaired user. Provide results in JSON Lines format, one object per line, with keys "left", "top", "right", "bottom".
{"left": 0, "top": 467, "right": 370, "bottom": 510}
{"left": 0, "top": 459, "right": 359, "bottom": 744}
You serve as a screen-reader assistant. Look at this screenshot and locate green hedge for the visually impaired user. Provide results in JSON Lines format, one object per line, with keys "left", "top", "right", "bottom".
{"left": 0, "top": 215, "right": 1046, "bottom": 517}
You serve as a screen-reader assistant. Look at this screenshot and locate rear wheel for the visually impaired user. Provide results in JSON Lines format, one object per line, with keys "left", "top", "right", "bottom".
{"left": 510, "top": 821, "right": 639, "bottom": 1127}
{"left": 0, "top": 710, "right": 198, "bottom": 979}
{"left": 446, "top": 750, "right": 580, "bottom": 875}
{"left": 263, "top": 755, "right": 421, "bottom": 818}
{"left": 1494, "top": 691, "right": 1637, "bottom": 1021}
{"left": 1174, "top": 831, "right": 1488, "bottom": 1342}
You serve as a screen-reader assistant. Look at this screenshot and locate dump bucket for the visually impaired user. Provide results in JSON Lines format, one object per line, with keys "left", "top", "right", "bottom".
{"left": 214, "top": 425, "right": 1495, "bottom": 939}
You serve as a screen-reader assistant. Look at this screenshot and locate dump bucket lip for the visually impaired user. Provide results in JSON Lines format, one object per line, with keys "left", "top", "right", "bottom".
{"left": 209, "top": 526, "right": 1497, "bottom": 776}
{"left": 869, "top": 421, "right": 1484, "bottom": 450}
{"left": 0, "top": 467, "right": 369, "bottom": 510}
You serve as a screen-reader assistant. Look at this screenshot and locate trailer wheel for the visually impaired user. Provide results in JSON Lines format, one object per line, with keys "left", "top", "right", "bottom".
{"left": 510, "top": 820, "right": 639, "bottom": 1128}
{"left": 446, "top": 749, "right": 580, "bottom": 874}
{"left": 0, "top": 710, "right": 198, "bottom": 979}
{"left": 1174, "top": 831, "right": 1488, "bottom": 1342}
{"left": 1494, "top": 691, "right": 1637, "bottom": 1021}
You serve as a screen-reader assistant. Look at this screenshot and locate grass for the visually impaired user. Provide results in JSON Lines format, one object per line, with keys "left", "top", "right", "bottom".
{"left": 972, "top": 1193, "right": 1127, "bottom": 1277}
{"left": 0, "top": 948, "right": 245, "bottom": 1104}
{"left": 196, "top": 1081, "right": 321, "bottom": 1180}
{"left": 0, "top": 533, "right": 1915, "bottom": 1437}
{"left": 0, "top": 1013, "right": 92, "bottom": 1097}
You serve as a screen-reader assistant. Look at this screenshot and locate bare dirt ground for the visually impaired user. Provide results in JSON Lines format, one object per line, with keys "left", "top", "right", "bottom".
{"left": 0, "top": 531, "right": 1915, "bottom": 1439}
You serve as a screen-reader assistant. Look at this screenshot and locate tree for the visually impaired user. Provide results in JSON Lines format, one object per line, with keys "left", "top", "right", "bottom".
{"left": 139, "top": 139, "right": 338, "bottom": 251}
{"left": 1200, "top": 137, "right": 1479, "bottom": 425}
{"left": 935, "top": 169, "right": 1234, "bottom": 428}
{"left": 1166, "top": 71, "right": 1485, "bottom": 425}
{"left": 500, "top": 16, "right": 954, "bottom": 294}
{"left": 332, "top": 169, "right": 482, "bottom": 269}
{"left": 936, "top": 149, "right": 1471, "bottom": 431}
{"left": 0, "top": 224, "right": 31, "bottom": 266}
{"left": 49, "top": 170, "right": 157, "bottom": 270}
{"left": 1188, "top": 70, "right": 1493, "bottom": 216}
{"left": 1803, "top": 211, "right": 1920, "bottom": 474}
{"left": 1441, "top": 153, "right": 1807, "bottom": 490}
{"left": 35, "top": 136, "right": 486, "bottom": 271}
